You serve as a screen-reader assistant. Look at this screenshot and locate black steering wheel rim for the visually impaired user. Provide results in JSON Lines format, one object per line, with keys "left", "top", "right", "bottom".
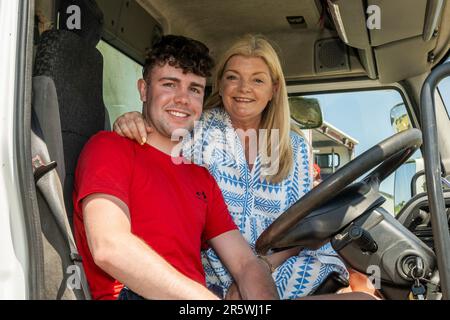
{"left": 255, "top": 128, "right": 423, "bottom": 255}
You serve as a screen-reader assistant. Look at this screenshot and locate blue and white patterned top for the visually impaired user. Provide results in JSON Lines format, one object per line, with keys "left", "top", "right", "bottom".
{"left": 183, "top": 107, "right": 348, "bottom": 299}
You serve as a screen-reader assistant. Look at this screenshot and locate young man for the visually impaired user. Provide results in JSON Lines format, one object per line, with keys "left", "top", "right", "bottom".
{"left": 73, "top": 35, "right": 279, "bottom": 300}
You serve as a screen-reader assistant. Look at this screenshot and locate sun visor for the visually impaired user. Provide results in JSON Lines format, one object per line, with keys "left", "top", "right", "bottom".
{"left": 327, "top": 0, "right": 445, "bottom": 83}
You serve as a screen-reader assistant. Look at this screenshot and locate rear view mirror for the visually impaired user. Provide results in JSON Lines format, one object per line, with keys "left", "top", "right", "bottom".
{"left": 315, "top": 153, "right": 340, "bottom": 169}
{"left": 390, "top": 102, "right": 411, "bottom": 133}
{"left": 289, "top": 96, "right": 323, "bottom": 129}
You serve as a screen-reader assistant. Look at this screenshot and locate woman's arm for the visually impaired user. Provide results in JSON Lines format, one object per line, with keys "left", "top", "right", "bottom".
{"left": 224, "top": 247, "right": 302, "bottom": 300}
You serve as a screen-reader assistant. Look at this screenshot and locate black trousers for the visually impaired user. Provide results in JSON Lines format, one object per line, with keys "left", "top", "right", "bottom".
{"left": 118, "top": 287, "right": 146, "bottom": 300}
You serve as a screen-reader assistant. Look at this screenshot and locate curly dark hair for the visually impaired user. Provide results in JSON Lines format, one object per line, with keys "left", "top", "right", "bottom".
{"left": 143, "top": 35, "right": 214, "bottom": 80}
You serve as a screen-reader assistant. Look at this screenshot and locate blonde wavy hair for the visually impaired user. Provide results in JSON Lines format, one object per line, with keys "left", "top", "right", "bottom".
{"left": 204, "top": 34, "right": 302, "bottom": 183}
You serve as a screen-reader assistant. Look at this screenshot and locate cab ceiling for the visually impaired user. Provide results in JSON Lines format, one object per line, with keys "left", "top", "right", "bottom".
{"left": 133, "top": 0, "right": 449, "bottom": 83}
{"left": 140, "top": 0, "right": 324, "bottom": 37}
{"left": 35, "top": 0, "right": 450, "bottom": 83}
{"left": 137, "top": 0, "right": 366, "bottom": 80}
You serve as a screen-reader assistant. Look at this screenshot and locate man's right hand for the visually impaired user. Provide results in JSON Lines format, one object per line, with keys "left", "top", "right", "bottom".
{"left": 113, "top": 111, "right": 153, "bottom": 145}
{"left": 224, "top": 282, "right": 242, "bottom": 300}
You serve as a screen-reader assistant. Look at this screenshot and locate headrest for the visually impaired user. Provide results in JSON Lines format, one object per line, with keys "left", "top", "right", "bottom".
{"left": 58, "top": 0, "right": 104, "bottom": 47}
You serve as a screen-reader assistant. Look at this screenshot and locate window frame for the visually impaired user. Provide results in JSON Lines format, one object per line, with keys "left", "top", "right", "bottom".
{"left": 437, "top": 83, "right": 450, "bottom": 121}
{"left": 99, "top": 38, "right": 145, "bottom": 68}
{"left": 5, "top": 0, "right": 44, "bottom": 300}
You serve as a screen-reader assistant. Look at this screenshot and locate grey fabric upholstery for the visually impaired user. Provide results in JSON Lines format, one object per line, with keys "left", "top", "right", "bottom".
{"left": 32, "top": 76, "right": 66, "bottom": 183}
{"left": 34, "top": 29, "right": 106, "bottom": 221}
{"left": 32, "top": 107, "right": 86, "bottom": 300}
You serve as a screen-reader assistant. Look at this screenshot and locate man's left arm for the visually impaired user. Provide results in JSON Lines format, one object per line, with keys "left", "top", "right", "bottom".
{"left": 208, "top": 230, "right": 279, "bottom": 300}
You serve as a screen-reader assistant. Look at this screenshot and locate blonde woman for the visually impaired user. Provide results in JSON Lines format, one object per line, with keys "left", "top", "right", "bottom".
{"left": 113, "top": 35, "right": 374, "bottom": 299}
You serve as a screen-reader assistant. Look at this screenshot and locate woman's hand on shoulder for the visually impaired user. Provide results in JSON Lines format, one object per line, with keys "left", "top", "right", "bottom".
{"left": 112, "top": 111, "right": 153, "bottom": 144}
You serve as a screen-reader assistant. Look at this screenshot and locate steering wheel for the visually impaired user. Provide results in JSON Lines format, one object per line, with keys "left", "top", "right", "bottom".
{"left": 255, "top": 128, "right": 423, "bottom": 254}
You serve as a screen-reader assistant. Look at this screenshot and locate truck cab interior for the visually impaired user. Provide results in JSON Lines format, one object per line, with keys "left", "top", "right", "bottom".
{"left": 8, "top": 0, "right": 450, "bottom": 299}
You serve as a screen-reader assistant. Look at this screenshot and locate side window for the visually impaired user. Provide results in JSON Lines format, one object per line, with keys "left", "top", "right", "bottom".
{"left": 296, "top": 89, "right": 422, "bottom": 215}
{"left": 97, "top": 40, "right": 143, "bottom": 127}
{"left": 437, "top": 58, "right": 450, "bottom": 189}
{"left": 437, "top": 58, "right": 450, "bottom": 119}
{"left": 393, "top": 160, "right": 425, "bottom": 214}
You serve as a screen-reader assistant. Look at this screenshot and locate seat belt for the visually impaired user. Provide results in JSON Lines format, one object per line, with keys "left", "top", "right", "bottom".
{"left": 31, "top": 110, "right": 92, "bottom": 300}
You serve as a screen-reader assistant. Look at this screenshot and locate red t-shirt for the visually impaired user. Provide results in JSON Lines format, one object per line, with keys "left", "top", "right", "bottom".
{"left": 73, "top": 131, "right": 237, "bottom": 300}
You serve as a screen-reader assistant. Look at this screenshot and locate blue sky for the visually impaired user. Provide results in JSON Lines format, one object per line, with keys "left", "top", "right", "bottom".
{"left": 312, "top": 90, "right": 403, "bottom": 155}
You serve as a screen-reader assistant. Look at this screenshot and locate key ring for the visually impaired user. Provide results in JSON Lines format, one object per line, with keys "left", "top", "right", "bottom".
{"left": 411, "top": 265, "right": 425, "bottom": 280}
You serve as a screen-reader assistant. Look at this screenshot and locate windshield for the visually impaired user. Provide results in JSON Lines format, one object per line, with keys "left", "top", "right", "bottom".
{"left": 298, "top": 88, "right": 421, "bottom": 214}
